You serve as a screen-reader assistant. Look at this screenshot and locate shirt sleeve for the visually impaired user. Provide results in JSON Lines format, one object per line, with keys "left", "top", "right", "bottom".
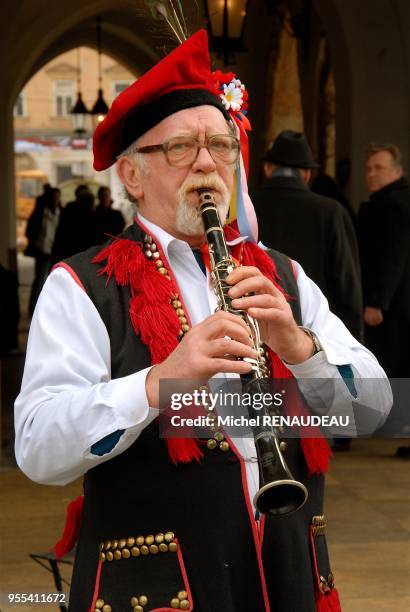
{"left": 284, "top": 261, "right": 392, "bottom": 435}
{"left": 14, "top": 267, "right": 158, "bottom": 486}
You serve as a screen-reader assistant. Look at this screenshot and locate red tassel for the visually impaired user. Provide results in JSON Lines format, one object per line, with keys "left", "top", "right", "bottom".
{"left": 165, "top": 438, "right": 204, "bottom": 465}
{"left": 53, "top": 495, "right": 84, "bottom": 559}
{"left": 302, "top": 437, "right": 331, "bottom": 475}
{"left": 315, "top": 587, "right": 342, "bottom": 612}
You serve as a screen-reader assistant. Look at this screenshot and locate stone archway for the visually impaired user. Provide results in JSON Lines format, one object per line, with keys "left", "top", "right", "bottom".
{"left": 0, "top": 0, "right": 171, "bottom": 270}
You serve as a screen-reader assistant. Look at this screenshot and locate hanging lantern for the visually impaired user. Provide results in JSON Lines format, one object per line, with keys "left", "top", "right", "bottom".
{"left": 204, "top": 0, "right": 249, "bottom": 65}
{"left": 90, "top": 16, "right": 109, "bottom": 128}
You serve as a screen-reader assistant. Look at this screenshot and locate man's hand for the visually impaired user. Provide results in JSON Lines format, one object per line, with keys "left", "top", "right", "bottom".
{"left": 226, "top": 266, "right": 313, "bottom": 365}
{"left": 364, "top": 306, "right": 384, "bottom": 326}
{"left": 145, "top": 310, "right": 257, "bottom": 407}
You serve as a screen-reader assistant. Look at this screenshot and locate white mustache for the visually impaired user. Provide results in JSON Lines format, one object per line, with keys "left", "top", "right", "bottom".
{"left": 177, "top": 173, "right": 229, "bottom": 203}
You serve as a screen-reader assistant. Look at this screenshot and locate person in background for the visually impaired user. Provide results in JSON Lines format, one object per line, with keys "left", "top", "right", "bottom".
{"left": 357, "top": 145, "right": 410, "bottom": 458}
{"left": 26, "top": 186, "right": 61, "bottom": 315}
{"left": 357, "top": 144, "right": 410, "bottom": 377}
{"left": 52, "top": 185, "right": 97, "bottom": 260}
{"left": 94, "top": 186, "right": 125, "bottom": 244}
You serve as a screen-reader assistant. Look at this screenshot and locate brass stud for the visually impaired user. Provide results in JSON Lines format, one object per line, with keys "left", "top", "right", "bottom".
{"left": 214, "top": 432, "right": 224, "bottom": 442}
{"left": 279, "top": 441, "right": 287, "bottom": 452}
{"left": 113, "top": 550, "right": 122, "bottom": 561}
{"left": 100, "top": 552, "right": 106, "bottom": 562}
{"left": 219, "top": 441, "right": 230, "bottom": 452}
{"left": 104, "top": 540, "right": 111, "bottom": 550}
{"left": 122, "top": 548, "right": 131, "bottom": 559}
{"left": 136, "top": 536, "right": 145, "bottom": 546}
{"left": 131, "top": 546, "right": 140, "bottom": 557}
{"left": 145, "top": 250, "right": 153, "bottom": 258}
{"left": 99, "top": 542, "right": 104, "bottom": 551}
{"left": 145, "top": 534, "right": 154, "bottom": 545}
{"left": 179, "top": 316, "right": 187, "bottom": 325}
{"left": 130, "top": 596, "right": 139, "bottom": 606}
{"left": 169, "top": 541, "right": 178, "bottom": 552}
{"left": 158, "top": 267, "right": 168, "bottom": 275}
{"left": 170, "top": 598, "right": 180, "bottom": 609}
{"left": 140, "top": 545, "right": 149, "bottom": 555}
{"left": 155, "top": 532, "right": 164, "bottom": 544}
{"left": 139, "top": 595, "right": 148, "bottom": 606}
{"left": 207, "top": 439, "right": 217, "bottom": 450}
{"left": 149, "top": 544, "right": 159, "bottom": 554}
{"left": 164, "top": 531, "right": 175, "bottom": 543}
{"left": 95, "top": 599, "right": 104, "bottom": 609}
{"left": 152, "top": 251, "right": 160, "bottom": 259}
{"left": 180, "top": 601, "right": 190, "bottom": 610}
{"left": 102, "top": 605, "right": 112, "bottom": 612}
{"left": 106, "top": 551, "right": 113, "bottom": 562}
{"left": 127, "top": 537, "right": 135, "bottom": 547}
{"left": 177, "top": 590, "right": 188, "bottom": 600}
{"left": 150, "top": 243, "right": 157, "bottom": 252}
{"left": 155, "top": 260, "right": 163, "bottom": 268}
{"left": 172, "top": 300, "right": 182, "bottom": 308}
{"left": 144, "top": 234, "right": 153, "bottom": 244}
{"left": 181, "top": 324, "right": 190, "bottom": 332}
{"left": 111, "top": 540, "right": 118, "bottom": 549}
{"left": 175, "top": 308, "right": 185, "bottom": 316}
{"left": 159, "top": 542, "right": 169, "bottom": 553}
{"left": 118, "top": 538, "right": 126, "bottom": 549}
{"left": 133, "top": 607, "right": 143, "bottom": 612}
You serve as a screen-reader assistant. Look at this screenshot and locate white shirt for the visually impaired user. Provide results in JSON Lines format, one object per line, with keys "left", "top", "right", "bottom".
{"left": 15, "top": 215, "right": 392, "bottom": 502}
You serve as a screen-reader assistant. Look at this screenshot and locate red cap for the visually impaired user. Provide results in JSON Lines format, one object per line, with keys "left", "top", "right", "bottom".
{"left": 93, "top": 30, "right": 227, "bottom": 171}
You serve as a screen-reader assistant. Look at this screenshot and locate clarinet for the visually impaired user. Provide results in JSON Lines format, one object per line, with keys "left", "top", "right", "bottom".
{"left": 198, "top": 189, "right": 308, "bottom": 516}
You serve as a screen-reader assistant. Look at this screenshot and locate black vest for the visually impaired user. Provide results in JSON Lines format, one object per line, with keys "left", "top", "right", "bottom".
{"left": 66, "top": 223, "right": 332, "bottom": 612}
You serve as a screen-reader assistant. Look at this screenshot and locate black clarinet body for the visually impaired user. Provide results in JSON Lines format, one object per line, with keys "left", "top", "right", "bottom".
{"left": 199, "top": 189, "right": 308, "bottom": 516}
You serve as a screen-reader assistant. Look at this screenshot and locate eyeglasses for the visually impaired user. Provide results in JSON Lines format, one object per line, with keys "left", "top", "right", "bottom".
{"left": 135, "top": 134, "right": 240, "bottom": 167}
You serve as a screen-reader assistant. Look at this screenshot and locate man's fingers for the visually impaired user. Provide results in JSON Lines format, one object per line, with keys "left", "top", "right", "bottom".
{"left": 202, "top": 313, "right": 253, "bottom": 346}
{"left": 226, "top": 266, "right": 262, "bottom": 283}
{"left": 207, "top": 337, "right": 258, "bottom": 360}
{"left": 210, "top": 357, "right": 253, "bottom": 375}
{"left": 228, "top": 275, "right": 281, "bottom": 300}
{"left": 231, "top": 294, "right": 282, "bottom": 311}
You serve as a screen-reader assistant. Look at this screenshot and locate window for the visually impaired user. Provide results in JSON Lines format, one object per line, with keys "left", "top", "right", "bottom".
{"left": 53, "top": 80, "right": 75, "bottom": 117}
{"left": 14, "top": 93, "right": 26, "bottom": 117}
{"left": 112, "top": 80, "right": 132, "bottom": 99}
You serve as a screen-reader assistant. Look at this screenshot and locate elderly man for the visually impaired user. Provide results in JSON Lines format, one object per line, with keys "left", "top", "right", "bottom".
{"left": 358, "top": 144, "right": 410, "bottom": 377}
{"left": 15, "top": 32, "right": 390, "bottom": 612}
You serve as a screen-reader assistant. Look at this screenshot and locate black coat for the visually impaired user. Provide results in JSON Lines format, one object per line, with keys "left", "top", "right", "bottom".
{"left": 357, "top": 177, "right": 410, "bottom": 375}
{"left": 52, "top": 200, "right": 97, "bottom": 260}
{"left": 252, "top": 175, "right": 363, "bottom": 340}
{"left": 94, "top": 204, "right": 126, "bottom": 244}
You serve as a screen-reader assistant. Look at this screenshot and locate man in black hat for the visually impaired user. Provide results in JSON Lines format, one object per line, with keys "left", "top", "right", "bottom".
{"left": 252, "top": 130, "right": 363, "bottom": 342}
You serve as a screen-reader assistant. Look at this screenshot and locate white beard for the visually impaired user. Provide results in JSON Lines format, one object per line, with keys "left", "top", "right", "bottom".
{"left": 175, "top": 198, "right": 230, "bottom": 236}
{"left": 175, "top": 174, "right": 231, "bottom": 236}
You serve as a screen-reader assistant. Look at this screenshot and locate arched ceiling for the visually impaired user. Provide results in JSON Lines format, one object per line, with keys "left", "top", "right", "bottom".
{"left": 6, "top": 1, "right": 205, "bottom": 102}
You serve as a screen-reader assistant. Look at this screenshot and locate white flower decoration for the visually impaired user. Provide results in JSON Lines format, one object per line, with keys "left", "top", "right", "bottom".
{"left": 221, "top": 80, "right": 244, "bottom": 112}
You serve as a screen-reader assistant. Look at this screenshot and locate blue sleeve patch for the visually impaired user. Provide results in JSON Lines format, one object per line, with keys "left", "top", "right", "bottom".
{"left": 91, "top": 429, "right": 125, "bottom": 456}
{"left": 337, "top": 364, "right": 357, "bottom": 398}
